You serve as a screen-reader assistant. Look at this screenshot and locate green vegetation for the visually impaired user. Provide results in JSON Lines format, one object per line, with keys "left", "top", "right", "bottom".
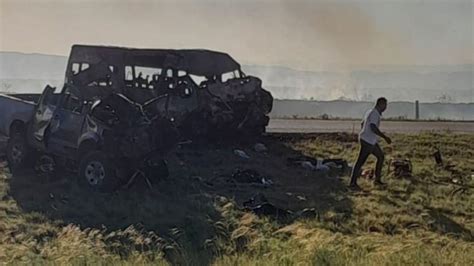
{"left": 0, "top": 133, "right": 473, "bottom": 265}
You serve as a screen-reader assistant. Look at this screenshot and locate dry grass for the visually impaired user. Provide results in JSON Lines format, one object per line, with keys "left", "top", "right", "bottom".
{"left": 0, "top": 132, "right": 473, "bottom": 265}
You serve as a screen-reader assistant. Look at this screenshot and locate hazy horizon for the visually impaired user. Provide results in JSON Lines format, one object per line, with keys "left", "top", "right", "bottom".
{"left": 1, "top": 0, "right": 472, "bottom": 103}
{"left": 1, "top": 51, "right": 472, "bottom": 103}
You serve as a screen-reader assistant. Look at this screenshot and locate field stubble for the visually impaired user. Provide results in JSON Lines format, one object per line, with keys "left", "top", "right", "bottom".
{"left": 0, "top": 132, "right": 473, "bottom": 265}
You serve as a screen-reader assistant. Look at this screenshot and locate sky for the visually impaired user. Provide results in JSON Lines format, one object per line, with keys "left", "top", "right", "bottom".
{"left": 0, "top": 0, "right": 472, "bottom": 71}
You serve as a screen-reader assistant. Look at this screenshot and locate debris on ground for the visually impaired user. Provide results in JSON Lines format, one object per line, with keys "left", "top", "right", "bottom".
{"left": 243, "top": 193, "right": 292, "bottom": 220}
{"left": 234, "top": 149, "right": 251, "bottom": 159}
{"left": 433, "top": 148, "right": 443, "bottom": 166}
{"left": 242, "top": 193, "right": 319, "bottom": 222}
{"left": 36, "top": 155, "right": 56, "bottom": 173}
{"left": 361, "top": 169, "right": 374, "bottom": 179}
{"left": 295, "top": 208, "right": 318, "bottom": 219}
{"left": 296, "top": 195, "right": 307, "bottom": 201}
{"left": 300, "top": 161, "right": 317, "bottom": 171}
{"left": 122, "top": 170, "right": 154, "bottom": 190}
{"left": 432, "top": 148, "right": 458, "bottom": 175}
{"left": 285, "top": 192, "right": 307, "bottom": 202}
{"left": 254, "top": 143, "right": 268, "bottom": 153}
{"left": 232, "top": 169, "right": 273, "bottom": 186}
{"left": 389, "top": 158, "right": 412, "bottom": 178}
{"left": 287, "top": 156, "right": 349, "bottom": 176}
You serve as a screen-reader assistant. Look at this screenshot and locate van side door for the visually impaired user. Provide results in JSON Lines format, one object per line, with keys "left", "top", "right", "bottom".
{"left": 29, "top": 85, "right": 58, "bottom": 150}
{"left": 46, "top": 85, "right": 87, "bottom": 157}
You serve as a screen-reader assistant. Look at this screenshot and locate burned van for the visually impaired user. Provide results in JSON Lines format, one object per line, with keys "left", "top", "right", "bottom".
{"left": 65, "top": 45, "right": 273, "bottom": 139}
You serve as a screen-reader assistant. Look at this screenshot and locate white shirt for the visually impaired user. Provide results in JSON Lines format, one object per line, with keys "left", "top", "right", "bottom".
{"left": 359, "top": 108, "right": 381, "bottom": 145}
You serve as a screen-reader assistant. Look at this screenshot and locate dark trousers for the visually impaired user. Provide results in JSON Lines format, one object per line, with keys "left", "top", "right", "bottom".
{"left": 350, "top": 139, "right": 385, "bottom": 185}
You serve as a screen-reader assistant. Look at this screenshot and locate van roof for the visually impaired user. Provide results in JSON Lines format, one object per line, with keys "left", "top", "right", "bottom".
{"left": 69, "top": 44, "right": 240, "bottom": 76}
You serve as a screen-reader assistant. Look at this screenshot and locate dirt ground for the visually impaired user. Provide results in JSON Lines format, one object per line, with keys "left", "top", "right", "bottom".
{"left": 1, "top": 134, "right": 351, "bottom": 259}
{"left": 1, "top": 132, "right": 473, "bottom": 264}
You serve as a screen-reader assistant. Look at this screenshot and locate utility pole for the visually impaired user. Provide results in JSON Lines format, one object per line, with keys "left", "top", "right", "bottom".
{"left": 415, "top": 100, "right": 420, "bottom": 120}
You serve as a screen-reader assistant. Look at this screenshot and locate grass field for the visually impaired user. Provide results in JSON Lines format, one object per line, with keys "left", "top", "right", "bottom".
{"left": 0, "top": 133, "right": 473, "bottom": 265}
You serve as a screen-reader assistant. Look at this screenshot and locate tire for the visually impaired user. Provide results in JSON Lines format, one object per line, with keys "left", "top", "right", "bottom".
{"left": 6, "top": 134, "right": 31, "bottom": 173}
{"left": 78, "top": 151, "right": 121, "bottom": 192}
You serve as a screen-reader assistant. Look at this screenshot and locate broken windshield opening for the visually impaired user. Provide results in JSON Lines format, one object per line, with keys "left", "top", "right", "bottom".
{"left": 221, "top": 70, "right": 241, "bottom": 82}
{"left": 189, "top": 74, "right": 208, "bottom": 86}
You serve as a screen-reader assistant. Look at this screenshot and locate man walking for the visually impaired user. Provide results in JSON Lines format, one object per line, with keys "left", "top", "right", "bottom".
{"left": 349, "top": 97, "right": 392, "bottom": 190}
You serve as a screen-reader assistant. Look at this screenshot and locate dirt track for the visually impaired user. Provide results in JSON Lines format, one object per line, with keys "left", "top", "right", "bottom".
{"left": 268, "top": 119, "right": 474, "bottom": 134}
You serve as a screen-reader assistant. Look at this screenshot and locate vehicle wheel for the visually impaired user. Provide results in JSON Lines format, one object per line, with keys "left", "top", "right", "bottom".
{"left": 6, "top": 134, "right": 31, "bottom": 173}
{"left": 78, "top": 151, "right": 120, "bottom": 192}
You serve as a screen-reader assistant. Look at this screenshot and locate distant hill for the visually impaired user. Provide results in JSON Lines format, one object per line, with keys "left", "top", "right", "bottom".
{"left": 0, "top": 52, "right": 67, "bottom": 79}
{"left": 1, "top": 51, "right": 472, "bottom": 103}
{"left": 0, "top": 52, "right": 66, "bottom": 93}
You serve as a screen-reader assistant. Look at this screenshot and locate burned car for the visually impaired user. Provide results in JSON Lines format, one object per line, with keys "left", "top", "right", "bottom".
{"left": 0, "top": 85, "right": 177, "bottom": 192}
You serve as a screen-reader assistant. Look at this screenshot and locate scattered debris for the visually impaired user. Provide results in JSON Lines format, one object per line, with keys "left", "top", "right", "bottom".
{"left": 361, "top": 169, "right": 374, "bottom": 179}
{"left": 122, "top": 170, "right": 153, "bottom": 190}
{"left": 296, "top": 160, "right": 328, "bottom": 172}
{"left": 432, "top": 148, "right": 458, "bottom": 177}
{"left": 234, "top": 150, "right": 251, "bottom": 159}
{"left": 300, "top": 161, "right": 317, "bottom": 171}
{"left": 451, "top": 178, "right": 461, "bottom": 185}
{"left": 261, "top": 178, "right": 273, "bottom": 186}
{"left": 243, "top": 194, "right": 292, "bottom": 220}
{"left": 389, "top": 158, "right": 412, "bottom": 178}
{"left": 285, "top": 192, "right": 308, "bottom": 202}
{"left": 243, "top": 192, "right": 268, "bottom": 205}
{"left": 288, "top": 156, "right": 349, "bottom": 176}
{"left": 36, "top": 155, "right": 56, "bottom": 174}
{"left": 254, "top": 143, "right": 268, "bottom": 153}
{"left": 243, "top": 193, "right": 319, "bottom": 222}
{"left": 232, "top": 169, "right": 273, "bottom": 186}
{"left": 433, "top": 148, "right": 443, "bottom": 166}
{"left": 60, "top": 196, "right": 69, "bottom": 204}
{"left": 296, "top": 208, "right": 318, "bottom": 219}
{"left": 296, "top": 195, "right": 307, "bottom": 201}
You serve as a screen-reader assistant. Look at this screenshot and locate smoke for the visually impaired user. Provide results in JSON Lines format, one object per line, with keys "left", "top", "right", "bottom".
{"left": 281, "top": 1, "right": 412, "bottom": 68}
{"left": 2, "top": 0, "right": 470, "bottom": 71}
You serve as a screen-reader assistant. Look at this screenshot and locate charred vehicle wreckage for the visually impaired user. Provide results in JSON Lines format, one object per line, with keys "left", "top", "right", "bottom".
{"left": 0, "top": 45, "right": 273, "bottom": 191}
{"left": 68, "top": 45, "right": 273, "bottom": 137}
